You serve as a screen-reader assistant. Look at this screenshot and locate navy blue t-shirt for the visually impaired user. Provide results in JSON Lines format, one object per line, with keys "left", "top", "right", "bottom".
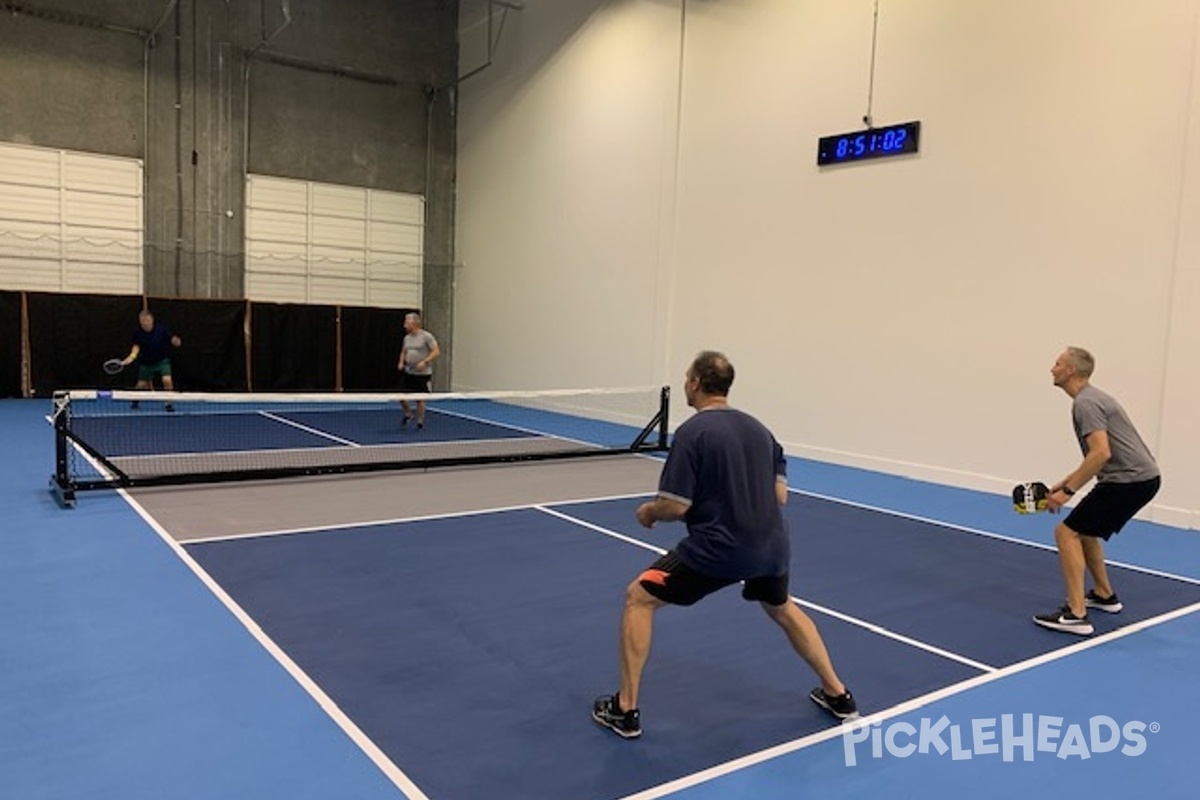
{"left": 658, "top": 406, "right": 789, "bottom": 581}
{"left": 132, "top": 322, "right": 174, "bottom": 364}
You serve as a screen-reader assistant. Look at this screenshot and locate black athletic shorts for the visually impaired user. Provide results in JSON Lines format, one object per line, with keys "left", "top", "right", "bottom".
{"left": 399, "top": 372, "right": 432, "bottom": 394}
{"left": 637, "top": 551, "right": 790, "bottom": 607}
{"left": 1064, "top": 476, "right": 1161, "bottom": 540}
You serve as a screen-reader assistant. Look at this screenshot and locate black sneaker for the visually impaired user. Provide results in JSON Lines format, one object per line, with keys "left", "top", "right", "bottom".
{"left": 165, "top": 402, "right": 175, "bottom": 413}
{"left": 592, "top": 693, "right": 641, "bottom": 739}
{"left": 416, "top": 420, "right": 424, "bottom": 430}
{"left": 401, "top": 414, "right": 411, "bottom": 428}
{"left": 809, "top": 687, "right": 858, "bottom": 720}
{"left": 1085, "top": 590, "right": 1123, "bottom": 613}
{"left": 1033, "top": 605, "right": 1094, "bottom": 635}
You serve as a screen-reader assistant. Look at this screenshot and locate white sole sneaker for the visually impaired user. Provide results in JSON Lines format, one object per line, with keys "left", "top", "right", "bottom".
{"left": 1085, "top": 595, "right": 1123, "bottom": 613}
{"left": 1033, "top": 612, "right": 1094, "bottom": 636}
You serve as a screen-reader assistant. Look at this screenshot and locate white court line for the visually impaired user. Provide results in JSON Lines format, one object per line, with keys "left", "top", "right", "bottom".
{"left": 794, "top": 488, "right": 1200, "bottom": 587}
{"left": 69, "top": 442, "right": 431, "bottom": 800}
{"left": 121, "top": 435, "right": 546, "bottom": 462}
{"left": 615, "top": 599, "right": 1200, "bottom": 800}
{"left": 534, "top": 506, "right": 998, "bottom": 674}
{"left": 428, "top": 404, "right": 620, "bottom": 450}
{"left": 104, "top": 447, "right": 1200, "bottom": 800}
{"left": 123, "top": 491, "right": 432, "bottom": 800}
{"left": 183, "top": 490, "right": 657, "bottom": 545}
{"left": 257, "top": 410, "right": 362, "bottom": 447}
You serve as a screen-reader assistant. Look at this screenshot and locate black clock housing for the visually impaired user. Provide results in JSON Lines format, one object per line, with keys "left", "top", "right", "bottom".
{"left": 818, "top": 121, "right": 920, "bottom": 166}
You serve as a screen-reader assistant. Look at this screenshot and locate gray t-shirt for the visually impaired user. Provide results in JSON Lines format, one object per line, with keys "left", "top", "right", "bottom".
{"left": 402, "top": 330, "right": 438, "bottom": 375}
{"left": 1072, "top": 385, "right": 1159, "bottom": 483}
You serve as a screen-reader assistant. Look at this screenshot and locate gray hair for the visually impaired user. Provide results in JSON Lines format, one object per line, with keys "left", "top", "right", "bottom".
{"left": 1065, "top": 346, "right": 1095, "bottom": 378}
{"left": 405, "top": 312, "right": 422, "bottom": 324}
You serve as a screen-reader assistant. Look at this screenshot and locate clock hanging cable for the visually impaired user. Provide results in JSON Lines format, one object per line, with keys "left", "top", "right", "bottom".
{"left": 863, "top": 0, "right": 881, "bottom": 129}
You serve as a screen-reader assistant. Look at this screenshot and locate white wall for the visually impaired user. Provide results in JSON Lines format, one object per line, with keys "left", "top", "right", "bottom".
{"left": 456, "top": 0, "right": 1200, "bottom": 529}
{"left": 1158, "top": 2, "right": 1200, "bottom": 529}
{"left": 455, "top": 0, "right": 682, "bottom": 389}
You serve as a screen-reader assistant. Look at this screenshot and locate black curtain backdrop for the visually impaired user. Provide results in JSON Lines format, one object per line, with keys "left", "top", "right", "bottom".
{"left": 21, "top": 292, "right": 418, "bottom": 396}
{"left": 340, "top": 306, "right": 418, "bottom": 391}
{"left": 27, "top": 292, "right": 143, "bottom": 395}
{"left": 0, "top": 291, "right": 20, "bottom": 397}
{"left": 250, "top": 302, "right": 337, "bottom": 391}
{"left": 146, "top": 297, "right": 247, "bottom": 391}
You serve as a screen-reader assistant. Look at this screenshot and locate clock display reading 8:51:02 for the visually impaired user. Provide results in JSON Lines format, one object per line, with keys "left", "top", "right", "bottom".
{"left": 817, "top": 121, "right": 920, "bottom": 166}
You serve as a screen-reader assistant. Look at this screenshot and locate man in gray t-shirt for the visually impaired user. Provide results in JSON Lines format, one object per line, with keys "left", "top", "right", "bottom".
{"left": 1033, "top": 346, "right": 1161, "bottom": 637}
{"left": 397, "top": 312, "right": 440, "bottom": 429}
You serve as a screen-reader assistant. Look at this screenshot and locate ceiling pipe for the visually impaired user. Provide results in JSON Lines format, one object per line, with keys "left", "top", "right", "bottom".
{"left": 446, "top": 0, "right": 523, "bottom": 90}
{"left": 243, "top": 0, "right": 293, "bottom": 205}
{"left": 248, "top": 0, "right": 291, "bottom": 58}
{"left": 0, "top": 1, "right": 148, "bottom": 38}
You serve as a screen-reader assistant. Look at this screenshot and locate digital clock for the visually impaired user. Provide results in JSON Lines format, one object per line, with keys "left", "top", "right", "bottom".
{"left": 817, "top": 121, "right": 920, "bottom": 166}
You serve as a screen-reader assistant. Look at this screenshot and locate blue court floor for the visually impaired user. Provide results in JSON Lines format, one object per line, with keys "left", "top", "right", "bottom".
{"left": 4, "top": 397, "right": 1200, "bottom": 799}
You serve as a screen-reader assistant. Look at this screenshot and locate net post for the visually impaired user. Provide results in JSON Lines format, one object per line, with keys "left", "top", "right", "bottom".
{"left": 631, "top": 385, "right": 671, "bottom": 451}
{"left": 49, "top": 391, "right": 76, "bottom": 508}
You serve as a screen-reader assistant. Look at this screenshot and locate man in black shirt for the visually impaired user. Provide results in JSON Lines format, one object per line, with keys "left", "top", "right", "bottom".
{"left": 120, "top": 310, "right": 181, "bottom": 402}
{"left": 592, "top": 351, "right": 856, "bottom": 738}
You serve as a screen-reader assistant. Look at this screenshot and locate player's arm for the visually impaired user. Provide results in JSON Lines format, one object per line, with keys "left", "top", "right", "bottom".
{"left": 398, "top": 346, "right": 408, "bottom": 370}
{"left": 1048, "top": 430, "right": 1111, "bottom": 509}
{"left": 635, "top": 495, "right": 689, "bottom": 528}
{"left": 418, "top": 340, "right": 441, "bottom": 370}
{"left": 122, "top": 344, "right": 141, "bottom": 366}
{"left": 776, "top": 476, "right": 789, "bottom": 505}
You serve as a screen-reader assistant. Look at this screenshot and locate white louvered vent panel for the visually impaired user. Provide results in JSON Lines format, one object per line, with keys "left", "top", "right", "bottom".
{"left": 246, "top": 272, "right": 307, "bottom": 303}
{"left": 368, "top": 221, "right": 422, "bottom": 256}
{"left": 0, "top": 185, "right": 60, "bottom": 224}
{"left": 63, "top": 153, "right": 143, "bottom": 196}
{"left": 247, "top": 176, "right": 308, "bottom": 213}
{"left": 367, "top": 279, "right": 421, "bottom": 309}
{"left": 64, "top": 263, "right": 142, "bottom": 295}
{"left": 0, "top": 144, "right": 60, "bottom": 187}
{"left": 0, "top": 258, "right": 61, "bottom": 292}
{"left": 310, "top": 275, "right": 366, "bottom": 306}
{"left": 248, "top": 209, "right": 308, "bottom": 243}
{"left": 64, "top": 192, "right": 140, "bottom": 229}
{"left": 312, "top": 184, "right": 366, "bottom": 218}
{"left": 246, "top": 175, "right": 423, "bottom": 308}
{"left": 366, "top": 258, "right": 422, "bottom": 282}
{"left": 0, "top": 143, "right": 143, "bottom": 294}
{"left": 369, "top": 191, "right": 423, "bottom": 225}
{"left": 311, "top": 215, "right": 366, "bottom": 249}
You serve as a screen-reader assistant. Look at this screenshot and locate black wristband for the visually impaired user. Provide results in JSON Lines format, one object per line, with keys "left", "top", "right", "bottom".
{"left": 1061, "top": 486, "right": 1076, "bottom": 496}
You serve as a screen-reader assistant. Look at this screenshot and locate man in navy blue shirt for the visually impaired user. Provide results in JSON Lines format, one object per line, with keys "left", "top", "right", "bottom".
{"left": 120, "top": 310, "right": 181, "bottom": 399}
{"left": 593, "top": 351, "right": 856, "bottom": 739}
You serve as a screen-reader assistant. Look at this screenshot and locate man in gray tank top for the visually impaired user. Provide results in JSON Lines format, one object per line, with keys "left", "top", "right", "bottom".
{"left": 1033, "top": 347, "right": 1161, "bottom": 636}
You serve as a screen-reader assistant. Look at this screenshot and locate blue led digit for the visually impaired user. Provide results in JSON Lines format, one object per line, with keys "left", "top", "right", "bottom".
{"left": 853, "top": 135, "right": 866, "bottom": 156}
{"left": 893, "top": 129, "right": 907, "bottom": 150}
{"left": 836, "top": 138, "right": 849, "bottom": 158}
{"left": 882, "top": 130, "right": 896, "bottom": 151}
